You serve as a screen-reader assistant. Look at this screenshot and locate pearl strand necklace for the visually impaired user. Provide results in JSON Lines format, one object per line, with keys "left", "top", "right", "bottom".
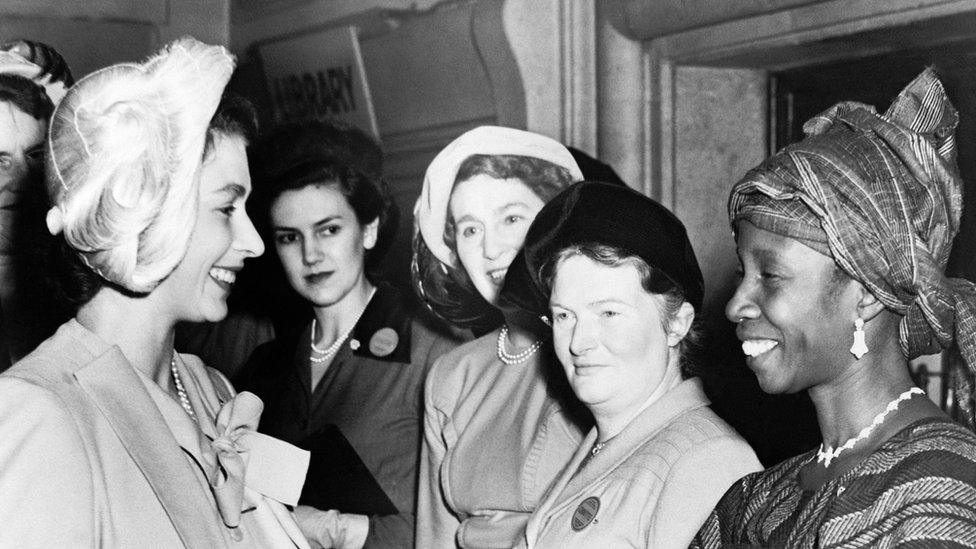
{"left": 496, "top": 326, "right": 543, "bottom": 365}
{"left": 310, "top": 287, "right": 377, "bottom": 364}
{"left": 816, "top": 386, "right": 924, "bottom": 467}
{"left": 170, "top": 354, "right": 197, "bottom": 421}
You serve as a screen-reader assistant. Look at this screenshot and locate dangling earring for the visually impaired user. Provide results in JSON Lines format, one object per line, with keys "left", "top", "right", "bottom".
{"left": 850, "top": 318, "right": 868, "bottom": 359}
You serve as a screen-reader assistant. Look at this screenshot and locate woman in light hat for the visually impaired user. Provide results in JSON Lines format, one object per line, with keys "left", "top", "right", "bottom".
{"left": 413, "top": 126, "right": 591, "bottom": 548}
{"left": 693, "top": 68, "right": 976, "bottom": 547}
{"left": 0, "top": 38, "right": 309, "bottom": 548}
{"left": 516, "top": 181, "right": 759, "bottom": 548}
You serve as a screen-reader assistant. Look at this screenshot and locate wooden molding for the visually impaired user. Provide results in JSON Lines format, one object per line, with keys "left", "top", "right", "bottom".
{"left": 473, "top": 0, "right": 526, "bottom": 129}
{"left": 503, "top": 0, "right": 597, "bottom": 152}
{"left": 655, "top": 0, "right": 976, "bottom": 68}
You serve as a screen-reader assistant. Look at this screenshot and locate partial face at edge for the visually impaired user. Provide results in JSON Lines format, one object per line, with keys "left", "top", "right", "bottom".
{"left": 449, "top": 174, "right": 545, "bottom": 305}
{"left": 0, "top": 102, "right": 46, "bottom": 253}
{"left": 550, "top": 254, "right": 676, "bottom": 416}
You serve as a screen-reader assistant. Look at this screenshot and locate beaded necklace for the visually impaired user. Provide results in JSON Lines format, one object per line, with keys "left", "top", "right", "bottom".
{"left": 816, "top": 386, "right": 924, "bottom": 467}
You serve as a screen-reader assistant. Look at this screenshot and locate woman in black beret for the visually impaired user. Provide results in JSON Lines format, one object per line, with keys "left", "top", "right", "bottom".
{"left": 516, "top": 181, "right": 760, "bottom": 548}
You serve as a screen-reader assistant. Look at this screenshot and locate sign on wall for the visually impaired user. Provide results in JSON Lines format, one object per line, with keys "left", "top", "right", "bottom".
{"left": 258, "top": 26, "right": 379, "bottom": 137}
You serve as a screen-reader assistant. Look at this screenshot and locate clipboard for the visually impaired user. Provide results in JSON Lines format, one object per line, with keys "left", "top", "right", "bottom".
{"left": 297, "top": 424, "right": 398, "bottom": 516}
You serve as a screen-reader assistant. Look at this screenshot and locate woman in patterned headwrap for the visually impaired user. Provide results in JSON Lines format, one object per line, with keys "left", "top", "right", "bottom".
{"left": 692, "top": 68, "right": 976, "bottom": 547}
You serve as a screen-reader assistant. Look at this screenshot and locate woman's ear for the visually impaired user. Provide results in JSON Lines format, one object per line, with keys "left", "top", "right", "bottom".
{"left": 855, "top": 282, "right": 885, "bottom": 322}
{"left": 363, "top": 218, "right": 379, "bottom": 250}
{"left": 667, "top": 301, "right": 695, "bottom": 347}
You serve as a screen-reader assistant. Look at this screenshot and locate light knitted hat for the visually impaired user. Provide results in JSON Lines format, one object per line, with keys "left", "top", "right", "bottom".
{"left": 45, "top": 37, "right": 234, "bottom": 292}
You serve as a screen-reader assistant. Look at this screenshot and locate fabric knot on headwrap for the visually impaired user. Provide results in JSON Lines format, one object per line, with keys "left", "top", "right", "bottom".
{"left": 728, "top": 68, "right": 976, "bottom": 414}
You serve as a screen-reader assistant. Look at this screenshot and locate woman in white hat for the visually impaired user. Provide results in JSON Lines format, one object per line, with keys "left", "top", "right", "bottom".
{"left": 413, "top": 126, "right": 591, "bottom": 548}
{"left": 0, "top": 38, "right": 309, "bottom": 548}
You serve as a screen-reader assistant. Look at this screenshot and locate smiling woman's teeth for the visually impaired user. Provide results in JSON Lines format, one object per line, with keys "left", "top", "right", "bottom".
{"left": 209, "top": 267, "right": 236, "bottom": 284}
{"left": 742, "top": 339, "right": 778, "bottom": 357}
{"left": 488, "top": 269, "right": 507, "bottom": 282}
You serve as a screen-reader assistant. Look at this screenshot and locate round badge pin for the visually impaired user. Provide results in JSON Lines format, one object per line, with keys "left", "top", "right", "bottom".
{"left": 571, "top": 496, "right": 600, "bottom": 531}
{"left": 369, "top": 327, "right": 399, "bottom": 357}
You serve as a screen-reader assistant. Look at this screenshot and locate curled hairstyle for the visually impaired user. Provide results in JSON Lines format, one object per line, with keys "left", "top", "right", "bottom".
{"left": 542, "top": 243, "right": 703, "bottom": 377}
{"left": 47, "top": 39, "right": 244, "bottom": 308}
{"left": 249, "top": 120, "right": 398, "bottom": 280}
{"left": 44, "top": 38, "right": 234, "bottom": 295}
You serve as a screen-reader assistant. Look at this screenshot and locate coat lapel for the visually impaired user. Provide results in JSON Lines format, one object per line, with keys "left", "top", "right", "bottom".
{"left": 74, "top": 347, "right": 228, "bottom": 548}
{"left": 537, "top": 379, "right": 711, "bottom": 525}
{"left": 524, "top": 429, "right": 595, "bottom": 547}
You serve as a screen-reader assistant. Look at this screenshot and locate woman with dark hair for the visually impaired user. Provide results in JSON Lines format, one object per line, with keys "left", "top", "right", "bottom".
{"left": 693, "top": 69, "right": 976, "bottom": 547}
{"left": 241, "top": 120, "right": 456, "bottom": 549}
{"left": 0, "top": 40, "right": 73, "bottom": 366}
{"left": 0, "top": 73, "right": 55, "bottom": 367}
{"left": 413, "top": 126, "right": 591, "bottom": 548}
{"left": 0, "top": 38, "right": 309, "bottom": 547}
{"left": 513, "top": 182, "right": 759, "bottom": 548}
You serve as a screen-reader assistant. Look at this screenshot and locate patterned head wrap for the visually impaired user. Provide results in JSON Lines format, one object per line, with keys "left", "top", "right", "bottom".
{"left": 411, "top": 126, "right": 583, "bottom": 331}
{"left": 729, "top": 68, "right": 976, "bottom": 421}
{"left": 44, "top": 37, "right": 234, "bottom": 293}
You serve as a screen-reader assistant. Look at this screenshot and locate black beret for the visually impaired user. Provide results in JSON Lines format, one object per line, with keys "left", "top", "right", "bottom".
{"left": 519, "top": 181, "right": 704, "bottom": 312}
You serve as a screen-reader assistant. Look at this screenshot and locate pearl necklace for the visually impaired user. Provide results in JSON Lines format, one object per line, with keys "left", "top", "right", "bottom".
{"left": 170, "top": 354, "right": 197, "bottom": 421}
{"left": 496, "top": 326, "right": 543, "bottom": 365}
{"left": 591, "top": 441, "right": 606, "bottom": 458}
{"left": 578, "top": 439, "right": 610, "bottom": 471}
{"left": 816, "top": 386, "right": 924, "bottom": 467}
{"left": 310, "top": 287, "right": 376, "bottom": 364}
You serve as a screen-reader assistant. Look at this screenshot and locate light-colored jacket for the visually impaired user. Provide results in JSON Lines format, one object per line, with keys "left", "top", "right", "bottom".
{"left": 0, "top": 319, "right": 308, "bottom": 548}
{"left": 417, "top": 330, "right": 588, "bottom": 548}
{"left": 520, "top": 378, "right": 761, "bottom": 549}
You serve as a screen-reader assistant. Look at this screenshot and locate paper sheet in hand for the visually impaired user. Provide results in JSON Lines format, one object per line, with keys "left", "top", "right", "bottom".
{"left": 241, "top": 431, "right": 310, "bottom": 506}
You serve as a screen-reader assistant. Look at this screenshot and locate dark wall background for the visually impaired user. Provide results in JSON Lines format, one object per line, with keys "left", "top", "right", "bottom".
{"left": 773, "top": 40, "right": 976, "bottom": 284}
